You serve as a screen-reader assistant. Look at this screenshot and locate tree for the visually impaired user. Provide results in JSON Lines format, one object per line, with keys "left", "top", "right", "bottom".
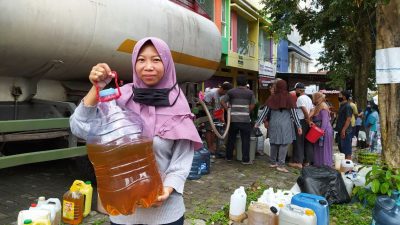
{"left": 376, "top": 0, "right": 400, "bottom": 169}
{"left": 260, "top": 0, "right": 380, "bottom": 109}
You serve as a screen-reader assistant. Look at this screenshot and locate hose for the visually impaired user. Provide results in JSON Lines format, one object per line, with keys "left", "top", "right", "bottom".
{"left": 197, "top": 97, "right": 231, "bottom": 140}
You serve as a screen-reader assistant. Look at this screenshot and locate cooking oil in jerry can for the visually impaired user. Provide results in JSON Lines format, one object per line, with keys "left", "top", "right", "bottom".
{"left": 81, "top": 181, "right": 93, "bottom": 217}
{"left": 62, "top": 182, "right": 84, "bottom": 225}
{"left": 69, "top": 180, "right": 93, "bottom": 217}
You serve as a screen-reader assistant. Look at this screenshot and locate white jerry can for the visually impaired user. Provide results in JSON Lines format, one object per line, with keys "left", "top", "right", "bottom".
{"left": 279, "top": 204, "right": 317, "bottom": 225}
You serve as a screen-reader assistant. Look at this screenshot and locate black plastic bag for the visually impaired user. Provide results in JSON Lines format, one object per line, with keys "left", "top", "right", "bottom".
{"left": 297, "top": 166, "right": 350, "bottom": 204}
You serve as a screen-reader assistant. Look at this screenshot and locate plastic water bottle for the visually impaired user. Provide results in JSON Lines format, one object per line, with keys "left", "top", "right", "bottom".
{"left": 372, "top": 195, "right": 400, "bottom": 225}
{"left": 229, "top": 186, "right": 247, "bottom": 222}
{"left": 199, "top": 147, "right": 210, "bottom": 175}
{"left": 86, "top": 72, "right": 163, "bottom": 215}
{"left": 17, "top": 209, "right": 51, "bottom": 225}
{"left": 33, "top": 196, "right": 60, "bottom": 225}
{"left": 188, "top": 151, "right": 202, "bottom": 180}
{"left": 37, "top": 197, "right": 46, "bottom": 207}
{"left": 46, "top": 198, "right": 61, "bottom": 225}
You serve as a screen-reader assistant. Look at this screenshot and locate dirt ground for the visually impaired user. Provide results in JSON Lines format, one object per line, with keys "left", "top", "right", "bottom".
{"left": 0, "top": 153, "right": 300, "bottom": 225}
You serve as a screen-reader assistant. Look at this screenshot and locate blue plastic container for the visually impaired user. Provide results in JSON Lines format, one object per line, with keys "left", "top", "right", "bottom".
{"left": 187, "top": 151, "right": 202, "bottom": 180}
{"left": 199, "top": 147, "right": 210, "bottom": 175}
{"left": 372, "top": 195, "right": 400, "bottom": 225}
{"left": 291, "top": 193, "right": 329, "bottom": 225}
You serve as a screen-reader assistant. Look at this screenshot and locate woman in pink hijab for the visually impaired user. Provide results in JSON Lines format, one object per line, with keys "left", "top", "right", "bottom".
{"left": 70, "top": 37, "right": 202, "bottom": 225}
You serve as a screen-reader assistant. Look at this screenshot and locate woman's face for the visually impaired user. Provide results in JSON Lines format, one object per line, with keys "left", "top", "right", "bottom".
{"left": 135, "top": 43, "right": 165, "bottom": 86}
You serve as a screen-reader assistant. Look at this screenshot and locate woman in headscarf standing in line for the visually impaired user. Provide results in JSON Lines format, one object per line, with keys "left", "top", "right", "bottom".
{"left": 70, "top": 37, "right": 202, "bottom": 225}
{"left": 309, "top": 92, "right": 333, "bottom": 167}
{"left": 255, "top": 80, "right": 302, "bottom": 173}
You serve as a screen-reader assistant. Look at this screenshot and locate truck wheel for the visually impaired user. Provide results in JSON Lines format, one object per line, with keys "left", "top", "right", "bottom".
{"left": 68, "top": 156, "right": 96, "bottom": 184}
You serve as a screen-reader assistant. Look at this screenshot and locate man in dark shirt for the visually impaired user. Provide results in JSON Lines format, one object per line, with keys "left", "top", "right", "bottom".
{"left": 221, "top": 75, "right": 256, "bottom": 164}
{"left": 335, "top": 90, "right": 353, "bottom": 159}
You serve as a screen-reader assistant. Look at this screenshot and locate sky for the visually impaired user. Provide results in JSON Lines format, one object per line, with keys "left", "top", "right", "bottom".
{"left": 248, "top": 0, "right": 324, "bottom": 72}
{"left": 287, "top": 28, "right": 324, "bottom": 72}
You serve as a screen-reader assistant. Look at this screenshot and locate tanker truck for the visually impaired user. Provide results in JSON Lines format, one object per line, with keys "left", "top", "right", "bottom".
{"left": 0, "top": 0, "right": 221, "bottom": 171}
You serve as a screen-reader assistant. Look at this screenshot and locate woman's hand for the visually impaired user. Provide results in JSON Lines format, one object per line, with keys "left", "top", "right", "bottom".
{"left": 297, "top": 128, "right": 303, "bottom": 135}
{"left": 83, "top": 63, "right": 112, "bottom": 106}
{"left": 341, "top": 129, "right": 346, "bottom": 139}
{"left": 309, "top": 121, "right": 315, "bottom": 127}
{"left": 89, "top": 63, "right": 113, "bottom": 89}
{"left": 152, "top": 186, "right": 174, "bottom": 207}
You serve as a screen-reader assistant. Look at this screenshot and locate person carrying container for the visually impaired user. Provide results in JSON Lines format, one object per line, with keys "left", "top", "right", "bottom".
{"left": 70, "top": 37, "right": 202, "bottom": 225}
{"left": 203, "top": 82, "right": 232, "bottom": 161}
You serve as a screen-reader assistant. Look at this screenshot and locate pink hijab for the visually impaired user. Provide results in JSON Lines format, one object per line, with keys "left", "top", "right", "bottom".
{"left": 116, "top": 37, "right": 202, "bottom": 149}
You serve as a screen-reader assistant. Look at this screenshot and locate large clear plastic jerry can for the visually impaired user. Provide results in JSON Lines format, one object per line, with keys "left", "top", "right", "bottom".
{"left": 86, "top": 72, "right": 163, "bottom": 216}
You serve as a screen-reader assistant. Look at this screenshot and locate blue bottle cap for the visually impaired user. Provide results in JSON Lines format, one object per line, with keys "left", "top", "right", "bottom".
{"left": 99, "top": 88, "right": 116, "bottom": 97}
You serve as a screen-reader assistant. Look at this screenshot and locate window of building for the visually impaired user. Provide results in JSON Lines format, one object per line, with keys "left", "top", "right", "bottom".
{"left": 258, "top": 30, "right": 272, "bottom": 62}
{"left": 198, "top": 0, "right": 214, "bottom": 21}
{"left": 221, "top": 0, "right": 226, "bottom": 37}
{"left": 296, "top": 58, "right": 301, "bottom": 73}
{"left": 237, "top": 15, "right": 249, "bottom": 55}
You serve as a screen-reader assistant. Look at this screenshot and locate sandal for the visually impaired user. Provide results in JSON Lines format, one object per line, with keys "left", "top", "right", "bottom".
{"left": 269, "top": 164, "right": 278, "bottom": 168}
{"left": 276, "top": 167, "right": 289, "bottom": 173}
{"left": 288, "top": 163, "right": 303, "bottom": 169}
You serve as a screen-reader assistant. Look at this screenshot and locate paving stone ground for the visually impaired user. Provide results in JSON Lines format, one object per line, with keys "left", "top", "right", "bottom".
{"left": 0, "top": 153, "right": 300, "bottom": 225}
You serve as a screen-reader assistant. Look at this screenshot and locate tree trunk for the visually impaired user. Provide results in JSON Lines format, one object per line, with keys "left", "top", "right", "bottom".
{"left": 376, "top": 0, "right": 400, "bottom": 169}
{"left": 358, "top": 22, "right": 372, "bottom": 110}
{"left": 349, "top": 7, "right": 373, "bottom": 110}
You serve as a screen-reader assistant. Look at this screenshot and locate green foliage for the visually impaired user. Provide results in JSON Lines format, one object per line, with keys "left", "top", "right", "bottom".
{"left": 353, "top": 164, "right": 400, "bottom": 206}
{"left": 186, "top": 200, "right": 214, "bottom": 221}
{"left": 245, "top": 182, "right": 267, "bottom": 207}
{"left": 206, "top": 204, "right": 229, "bottom": 225}
{"left": 259, "top": 0, "right": 386, "bottom": 93}
{"left": 330, "top": 202, "right": 373, "bottom": 225}
{"left": 92, "top": 218, "right": 108, "bottom": 225}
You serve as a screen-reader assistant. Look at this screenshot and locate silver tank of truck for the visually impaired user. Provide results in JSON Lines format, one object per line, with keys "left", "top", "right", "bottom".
{"left": 0, "top": 0, "right": 221, "bottom": 102}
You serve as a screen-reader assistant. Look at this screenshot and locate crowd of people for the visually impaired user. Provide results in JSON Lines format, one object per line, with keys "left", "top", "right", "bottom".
{"left": 204, "top": 77, "right": 381, "bottom": 173}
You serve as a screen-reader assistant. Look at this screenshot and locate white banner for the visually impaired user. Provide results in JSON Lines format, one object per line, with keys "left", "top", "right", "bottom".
{"left": 259, "top": 61, "right": 276, "bottom": 77}
{"left": 376, "top": 47, "right": 400, "bottom": 84}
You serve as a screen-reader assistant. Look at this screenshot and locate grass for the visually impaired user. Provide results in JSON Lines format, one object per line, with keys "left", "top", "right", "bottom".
{"left": 191, "top": 181, "right": 375, "bottom": 225}
{"left": 330, "top": 202, "right": 373, "bottom": 225}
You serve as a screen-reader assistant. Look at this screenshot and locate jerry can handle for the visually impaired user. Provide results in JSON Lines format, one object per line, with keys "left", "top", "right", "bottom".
{"left": 95, "top": 71, "right": 122, "bottom": 102}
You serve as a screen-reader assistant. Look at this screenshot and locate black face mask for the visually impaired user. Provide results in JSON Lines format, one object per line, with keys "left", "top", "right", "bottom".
{"left": 296, "top": 93, "right": 301, "bottom": 97}
{"left": 338, "top": 97, "right": 343, "bottom": 102}
{"left": 132, "top": 82, "right": 180, "bottom": 106}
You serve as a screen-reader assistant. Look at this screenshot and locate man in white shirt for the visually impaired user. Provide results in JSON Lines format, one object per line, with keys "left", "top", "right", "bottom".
{"left": 289, "top": 83, "right": 314, "bottom": 169}
{"left": 204, "top": 82, "right": 232, "bottom": 160}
